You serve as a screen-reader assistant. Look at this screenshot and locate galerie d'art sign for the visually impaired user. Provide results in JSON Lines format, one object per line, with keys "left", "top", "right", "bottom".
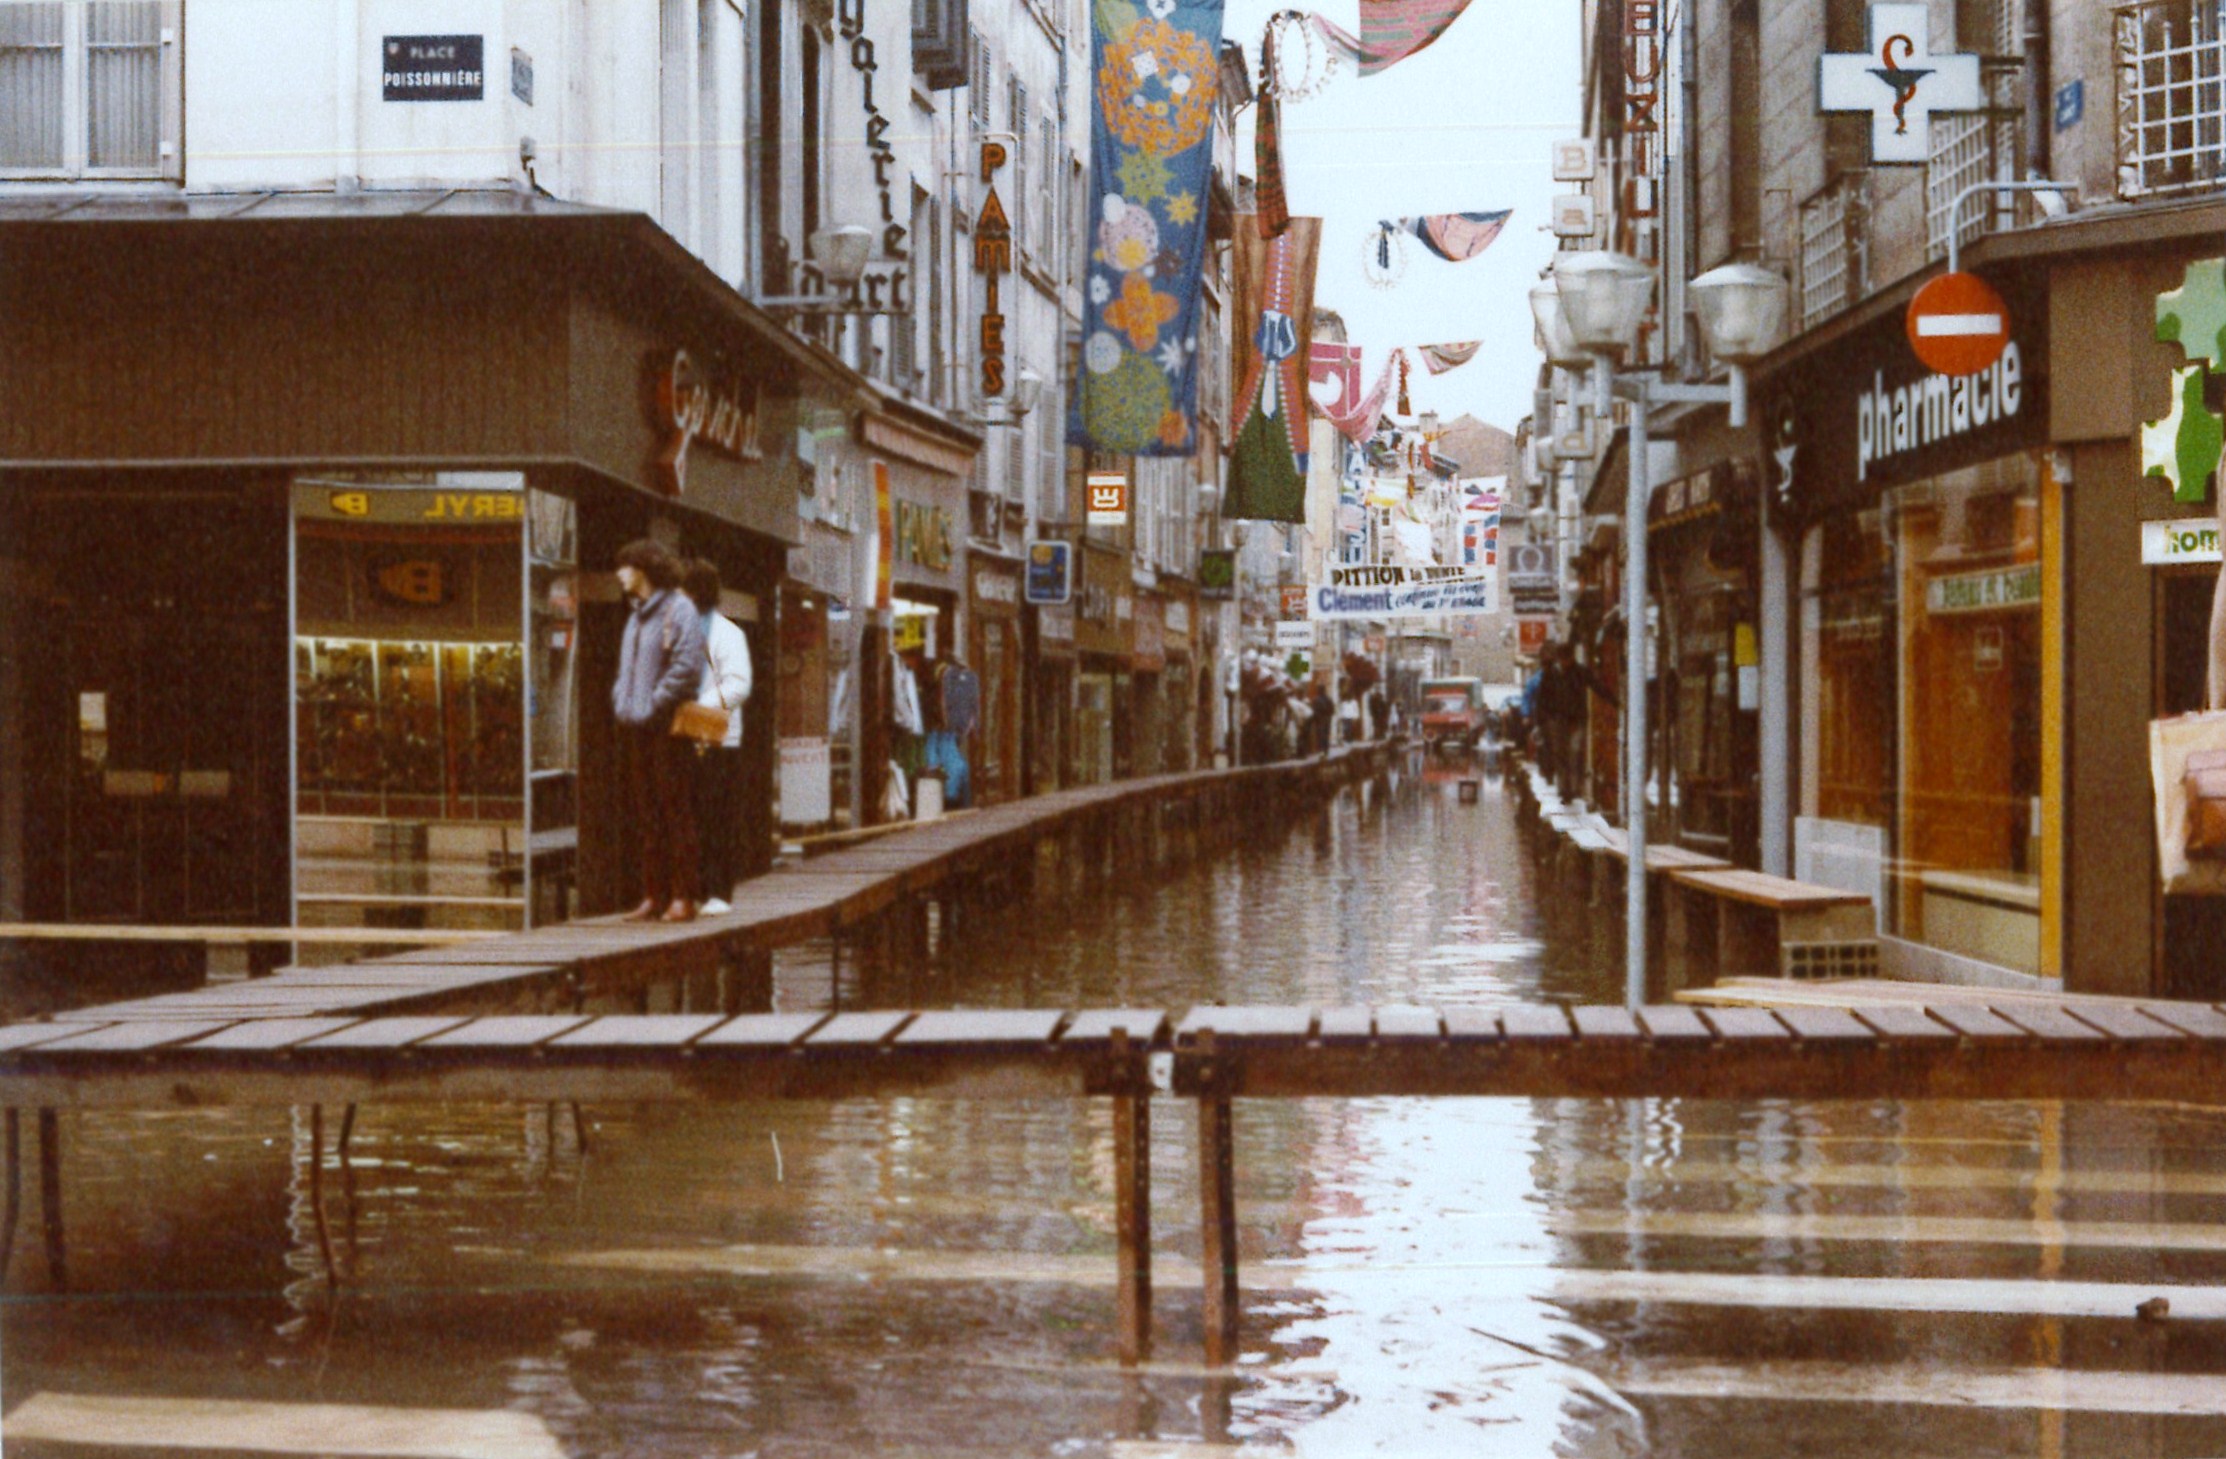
{"left": 836, "top": 0, "right": 906, "bottom": 262}
{"left": 1313, "top": 564, "right": 1499, "bottom": 620}
{"left": 652, "top": 349, "right": 763, "bottom": 496}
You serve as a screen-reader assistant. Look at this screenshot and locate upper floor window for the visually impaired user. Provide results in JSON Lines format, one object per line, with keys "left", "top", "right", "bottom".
{"left": 0, "top": 0, "right": 178, "bottom": 178}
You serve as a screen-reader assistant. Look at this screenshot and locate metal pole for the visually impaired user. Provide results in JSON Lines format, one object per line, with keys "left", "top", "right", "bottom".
{"left": 1624, "top": 377, "right": 1651, "bottom": 1008}
{"left": 1758, "top": 507, "right": 1792, "bottom": 877}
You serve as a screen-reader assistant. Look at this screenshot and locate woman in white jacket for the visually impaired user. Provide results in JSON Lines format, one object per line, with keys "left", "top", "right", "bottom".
{"left": 683, "top": 559, "right": 754, "bottom": 914}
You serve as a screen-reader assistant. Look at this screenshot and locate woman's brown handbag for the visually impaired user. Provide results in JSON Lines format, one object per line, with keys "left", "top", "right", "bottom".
{"left": 671, "top": 701, "right": 729, "bottom": 746}
{"left": 2186, "top": 748, "right": 2226, "bottom": 859}
{"left": 2152, "top": 711, "right": 2226, "bottom": 892}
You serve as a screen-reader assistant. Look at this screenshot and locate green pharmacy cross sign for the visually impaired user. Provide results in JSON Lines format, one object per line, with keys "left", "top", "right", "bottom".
{"left": 2145, "top": 259, "right": 2226, "bottom": 504}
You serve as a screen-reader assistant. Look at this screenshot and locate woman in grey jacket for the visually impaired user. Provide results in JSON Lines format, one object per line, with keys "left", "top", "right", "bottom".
{"left": 611, "top": 539, "right": 708, "bottom": 921}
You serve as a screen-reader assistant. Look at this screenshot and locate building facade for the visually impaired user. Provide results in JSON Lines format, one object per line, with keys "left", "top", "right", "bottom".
{"left": 1554, "top": 0, "right": 2226, "bottom": 995}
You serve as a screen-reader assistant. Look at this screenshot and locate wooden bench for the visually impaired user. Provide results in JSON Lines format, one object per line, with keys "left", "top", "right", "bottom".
{"left": 1663, "top": 867, "right": 1874, "bottom": 992}
{"left": 1579, "top": 826, "right": 1731, "bottom": 910}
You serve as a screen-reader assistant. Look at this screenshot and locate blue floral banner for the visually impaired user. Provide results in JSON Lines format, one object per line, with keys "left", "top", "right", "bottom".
{"left": 1068, "top": 0, "right": 1225, "bottom": 456}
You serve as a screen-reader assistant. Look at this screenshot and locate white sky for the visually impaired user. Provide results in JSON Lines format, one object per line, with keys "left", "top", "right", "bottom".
{"left": 1223, "top": 0, "right": 1581, "bottom": 435}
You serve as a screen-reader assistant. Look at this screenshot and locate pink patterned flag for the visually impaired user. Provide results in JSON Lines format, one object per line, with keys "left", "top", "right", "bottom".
{"left": 1313, "top": 0, "right": 1476, "bottom": 76}
{"left": 1318, "top": 349, "right": 1400, "bottom": 444}
{"left": 1419, "top": 341, "right": 1482, "bottom": 374}
{"left": 1410, "top": 209, "right": 1510, "bottom": 262}
{"left": 1306, "top": 342, "right": 1362, "bottom": 415}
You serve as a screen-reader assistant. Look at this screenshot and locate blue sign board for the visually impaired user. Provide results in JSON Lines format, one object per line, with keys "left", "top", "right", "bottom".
{"left": 2054, "top": 79, "right": 2084, "bottom": 132}
{"left": 1024, "top": 540, "right": 1072, "bottom": 605}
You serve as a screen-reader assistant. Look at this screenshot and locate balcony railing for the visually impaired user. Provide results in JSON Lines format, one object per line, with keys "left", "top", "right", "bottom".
{"left": 2117, "top": 0, "right": 2226, "bottom": 199}
{"left": 1926, "top": 63, "right": 2024, "bottom": 261}
{"left": 1798, "top": 173, "right": 1867, "bottom": 331}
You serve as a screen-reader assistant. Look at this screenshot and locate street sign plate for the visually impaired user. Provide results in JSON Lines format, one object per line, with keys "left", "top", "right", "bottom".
{"left": 1274, "top": 621, "right": 1314, "bottom": 649}
{"left": 1906, "top": 271, "right": 2011, "bottom": 376}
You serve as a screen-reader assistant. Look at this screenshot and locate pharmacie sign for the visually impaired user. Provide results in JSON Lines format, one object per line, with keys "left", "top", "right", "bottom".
{"left": 1760, "top": 273, "right": 2046, "bottom": 522}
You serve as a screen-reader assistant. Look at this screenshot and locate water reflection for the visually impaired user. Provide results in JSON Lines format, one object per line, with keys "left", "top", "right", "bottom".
{"left": 6, "top": 768, "right": 2226, "bottom": 1457}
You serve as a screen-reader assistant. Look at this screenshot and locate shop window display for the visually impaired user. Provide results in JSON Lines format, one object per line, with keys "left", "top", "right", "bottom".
{"left": 291, "top": 477, "right": 528, "bottom": 939}
{"left": 1802, "top": 455, "right": 2044, "bottom": 976}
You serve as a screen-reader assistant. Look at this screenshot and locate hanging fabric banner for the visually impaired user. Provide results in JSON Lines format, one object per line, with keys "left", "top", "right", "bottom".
{"left": 1419, "top": 340, "right": 1482, "bottom": 374}
{"left": 1312, "top": 0, "right": 1476, "bottom": 77}
{"left": 1226, "top": 215, "right": 1322, "bottom": 521}
{"left": 1460, "top": 480, "right": 1501, "bottom": 569}
{"left": 1069, "top": 0, "right": 1227, "bottom": 456}
{"left": 1319, "top": 347, "right": 1400, "bottom": 444}
{"left": 1408, "top": 209, "right": 1511, "bottom": 262}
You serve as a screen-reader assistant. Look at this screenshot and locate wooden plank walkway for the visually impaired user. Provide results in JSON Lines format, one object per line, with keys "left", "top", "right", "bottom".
{"left": 7, "top": 992, "right": 2226, "bottom": 1366}
{"left": 4, "top": 997, "right": 2226, "bottom": 1363}
{"left": 11, "top": 747, "right": 1402, "bottom": 1031}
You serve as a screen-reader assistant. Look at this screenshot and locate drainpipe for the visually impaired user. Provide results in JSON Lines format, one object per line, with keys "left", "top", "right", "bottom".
{"left": 2023, "top": 0, "right": 2050, "bottom": 179}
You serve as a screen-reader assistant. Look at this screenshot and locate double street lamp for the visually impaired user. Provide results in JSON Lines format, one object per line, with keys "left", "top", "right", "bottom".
{"left": 1532, "top": 252, "right": 1788, "bottom": 1007}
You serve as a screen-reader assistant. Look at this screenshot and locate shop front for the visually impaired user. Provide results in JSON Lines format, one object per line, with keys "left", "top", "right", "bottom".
{"left": 1074, "top": 541, "right": 1134, "bottom": 784}
{"left": 865, "top": 404, "right": 978, "bottom": 816}
{"left": 1766, "top": 273, "right": 2052, "bottom": 981}
{"left": 2044, "top": 225, "right": 2226, "bottom": 997}
{"left": 1648, "top": 460, "right": 1761, "bottom": 864}
{"left": 1029, "top": 596, "right": 1077, "bottom": 795}
{"left": 1162, "top": 581, "right": 1200, "bottom": 771}
{"left": 0, "top": 197, "right": 845, "bottom": 981}
{"left": 1131, "top": 592, "right": 1168, "bottom": 776}
{"left": 967, "top": 555, "right": 1025, "bottom": 804}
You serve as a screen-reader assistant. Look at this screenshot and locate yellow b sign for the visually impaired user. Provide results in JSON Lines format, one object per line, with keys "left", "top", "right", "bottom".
{"left": 329, "top": 491, "right": 371, "bottom": 517}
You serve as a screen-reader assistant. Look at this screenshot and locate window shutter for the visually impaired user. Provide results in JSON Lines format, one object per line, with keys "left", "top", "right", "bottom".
{"left": 158, "top": 0, "right": 180, "bottom": 178}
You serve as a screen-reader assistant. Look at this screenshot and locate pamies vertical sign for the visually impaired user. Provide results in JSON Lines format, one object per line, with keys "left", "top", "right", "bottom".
{"left": 974, "top": 140, "right": 1012, "bottom": 396}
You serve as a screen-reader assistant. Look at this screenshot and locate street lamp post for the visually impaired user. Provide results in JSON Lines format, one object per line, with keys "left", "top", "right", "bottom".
{"left": 1534, "top": 254, "right": 1787, "bottom": 1007}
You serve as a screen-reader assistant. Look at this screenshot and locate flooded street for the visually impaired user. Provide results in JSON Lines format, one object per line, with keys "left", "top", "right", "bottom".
{"left": 7, "top": 766, "right": 2226, "bottom": 1457}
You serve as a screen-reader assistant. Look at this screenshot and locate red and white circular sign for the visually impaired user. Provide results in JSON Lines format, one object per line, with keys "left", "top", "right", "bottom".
{"left": 1906, "top": 271, "right": 2012, "bottom": 376}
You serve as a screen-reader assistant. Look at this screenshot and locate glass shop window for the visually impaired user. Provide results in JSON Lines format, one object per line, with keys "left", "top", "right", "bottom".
{"left": 291, "top": 476, "right": 527, "bottom": 946}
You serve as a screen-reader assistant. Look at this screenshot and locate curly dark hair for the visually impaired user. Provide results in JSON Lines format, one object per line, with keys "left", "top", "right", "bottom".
{"left": 682, "top": 558, "right": 723, "bottom": 613}
{"left": 615, "top": 538, "right": 681, "bottom": 588}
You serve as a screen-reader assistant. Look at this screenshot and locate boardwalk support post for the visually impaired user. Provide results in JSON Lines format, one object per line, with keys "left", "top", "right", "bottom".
{"left": 0, "top": 1108, "right": 17, "bottom": 1282}
{"left": 1196, "top": 1030, "right": 1239, "bottom": 1366}
{"left": 308, "top": 1104, "right": 338, "bottom": 1290}
{"left": 1112, "top": 1027, "right": 1151, "bottom": 1366}
{"left": 37, "top": 1107, "right": 63, "bottom": 1291}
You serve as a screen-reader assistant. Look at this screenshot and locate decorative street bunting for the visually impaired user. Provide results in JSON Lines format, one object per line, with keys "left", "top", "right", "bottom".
{"left": 1420, "top": 341, "right": 1482, "bottom": 374}
{"left": 2146, "top": 259, "right": 2226, "bottom": 503}
{"left": 1311, "top": 0, "right": 1477, "bottom": 77}
{"left": 1226, "top": 216, "right": 1321, "bottom": 522}
{"left": 1312, "top": 347, "right": 1399, "bottom": 443}
{"left": 1069, "top": 0, "right": 1225, "bottom": 456}
{"left": 1407, "top": 209, "right": 1511, "bottom": 263}
{"left": 1818, "top": 2, "right": 1983, "bottom": 165}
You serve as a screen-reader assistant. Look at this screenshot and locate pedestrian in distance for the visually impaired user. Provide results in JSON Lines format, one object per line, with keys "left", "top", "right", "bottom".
{"left": 683, "top": 558, "right": 753, "bottom": 917}
{"left": 611, "top": 539, "right": 708, "bottom": 923}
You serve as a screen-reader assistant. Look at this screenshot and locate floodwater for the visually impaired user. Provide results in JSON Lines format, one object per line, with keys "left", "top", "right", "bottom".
{"left": 7, "top": 763, "right": 2226, "bottom": 1457}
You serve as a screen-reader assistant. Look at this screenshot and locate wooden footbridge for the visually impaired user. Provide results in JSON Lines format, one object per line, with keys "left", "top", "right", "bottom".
{"left": 9, "top": 994, "right": 2226, "bottom": 1366}
{"left": 8, "top": 743, "right": 2226, "bottom": 1367}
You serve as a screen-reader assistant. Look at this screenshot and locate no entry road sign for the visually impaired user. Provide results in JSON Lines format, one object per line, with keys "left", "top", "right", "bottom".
{"left": 1906, "top": 271, "right": 2011, "bottom": 375}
